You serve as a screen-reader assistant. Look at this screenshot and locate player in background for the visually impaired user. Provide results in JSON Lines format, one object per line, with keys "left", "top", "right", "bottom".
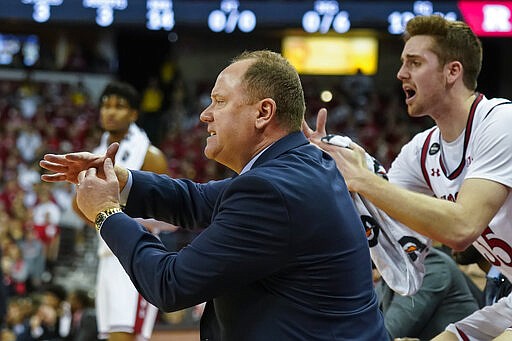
{"left": 305, "top": 15, "right": 512, "bottom": 340}
{"left": 76, "top": 81, "right": 168, "bottom": 341}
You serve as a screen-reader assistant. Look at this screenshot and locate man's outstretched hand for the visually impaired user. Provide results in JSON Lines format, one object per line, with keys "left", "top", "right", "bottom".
{"left": 302, "top": 108, "right": 328, "bottom": 145}
{"left": 39, "top": 143, "right": 119, "bottom": 184}
{"left": 301, "top": 107, "right": 370, "bottom": 193}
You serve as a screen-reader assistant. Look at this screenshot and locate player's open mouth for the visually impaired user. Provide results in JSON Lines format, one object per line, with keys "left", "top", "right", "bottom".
{"left": 403, "top": 86, "right": 416, "bottom": 102}
{"left": 208, "top": 131, "right": 216, "bottom": 137}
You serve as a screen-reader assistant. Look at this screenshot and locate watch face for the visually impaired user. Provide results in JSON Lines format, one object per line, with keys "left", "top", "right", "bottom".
{"left": 95, "top": 212, "right": 107, "bottom": 228}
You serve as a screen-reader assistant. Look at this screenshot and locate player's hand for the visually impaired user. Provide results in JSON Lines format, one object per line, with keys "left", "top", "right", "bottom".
{"left": 76, "top": 157, "right": 121, "bottom": 222}
{"left": 302, "top": 107, "right": 371, "bottom": 192}
{"left": 320, "top": 139, "right": 369, "bottom": 192}
{"left": 40, "top": 143, "right": 119, "bottom": 185}
{"left": 133, "top": 218, "right": 181, "bottom": 234}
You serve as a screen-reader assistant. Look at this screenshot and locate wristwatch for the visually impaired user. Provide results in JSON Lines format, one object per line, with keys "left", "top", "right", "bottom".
{"left": 95, "top": 207, "right": 123, "bottom": 231}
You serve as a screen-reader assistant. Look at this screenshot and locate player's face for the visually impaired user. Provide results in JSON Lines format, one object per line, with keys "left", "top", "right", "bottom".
{"left": 199, "top": 59, "right": 260, "bottom": 173}
{"left": 397, "top": 35, "right": 446, "bottom": 118}
{"left": 99, "top": 95, "right": 137, "bottom": 134}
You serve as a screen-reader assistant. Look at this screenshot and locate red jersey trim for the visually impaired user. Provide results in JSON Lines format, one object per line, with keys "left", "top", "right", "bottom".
{"left": 455, "top": 326, "right": 470, "bottom": 341}
{"left": 439, "top": 93, "right": 483, "bottom": 180}
{"left": 420, "top": 129, "right": 435, "bottom": 191}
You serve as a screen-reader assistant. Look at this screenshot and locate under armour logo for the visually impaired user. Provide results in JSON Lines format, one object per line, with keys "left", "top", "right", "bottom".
{"left": 431, "top": 168, "right": 440, "bottom": 176}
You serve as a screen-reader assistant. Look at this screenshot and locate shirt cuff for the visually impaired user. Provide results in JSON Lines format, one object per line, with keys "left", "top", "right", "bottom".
{"left": 120, "top": 170, "right": 133, "bottom": 206}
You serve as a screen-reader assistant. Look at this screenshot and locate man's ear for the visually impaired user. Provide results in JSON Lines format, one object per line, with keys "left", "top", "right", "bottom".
{"left": 255, "top": 98, "right": 276, "bottom": 129}
{"left": 446, "top": 61, "right": 462, "bottom": 85}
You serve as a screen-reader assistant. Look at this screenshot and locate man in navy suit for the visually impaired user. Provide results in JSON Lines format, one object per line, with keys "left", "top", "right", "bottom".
{"left": 40, "top": 50, "right": 388, "bottom": 340}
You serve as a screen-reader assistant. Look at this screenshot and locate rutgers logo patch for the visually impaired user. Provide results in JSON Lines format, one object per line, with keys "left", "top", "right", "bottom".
{"left": 361, "top": 215, "right": 380, "bottom": 247}
{"left": 429, "top": 142, "right": 440, "bottom": 155}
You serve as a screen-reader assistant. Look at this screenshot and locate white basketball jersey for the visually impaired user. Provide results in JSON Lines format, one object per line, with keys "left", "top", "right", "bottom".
{"left": 389, "top": 94, "right": 512, "bottom": 283}
{"left": 93, "top": 123, "right": 157, "bottom": 339}
{"left": 93, "top": 123, "right": 150, "bottom": 257}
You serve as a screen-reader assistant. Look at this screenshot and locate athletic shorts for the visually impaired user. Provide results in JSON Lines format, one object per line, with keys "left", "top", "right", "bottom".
{"left": 96, "top": 255, "right": 159, "bottom": 340}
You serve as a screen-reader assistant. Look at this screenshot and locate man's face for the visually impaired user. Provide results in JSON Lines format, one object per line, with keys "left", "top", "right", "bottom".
{"left": 99, "top": 95, "right": 137, "bottom": 134}
{"left": 199, "top": 60, "right": 261, "bottom": 172}
{"left": 396, "top": 35, "right": 446, "bottom": 118}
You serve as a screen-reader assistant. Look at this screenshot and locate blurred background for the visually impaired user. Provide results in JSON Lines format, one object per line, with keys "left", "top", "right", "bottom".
{"left": 0, "top": 0, "right": 511, "bottom": 339}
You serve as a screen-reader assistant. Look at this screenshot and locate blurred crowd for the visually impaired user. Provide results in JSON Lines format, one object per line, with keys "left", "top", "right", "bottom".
{"left": 0, "top": 67, "right": 432, "bottom": 339}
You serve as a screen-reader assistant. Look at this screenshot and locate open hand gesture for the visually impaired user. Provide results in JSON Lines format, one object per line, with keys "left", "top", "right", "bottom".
{"left": 301, "top": 107, "right": 370, "bottom": 192}
{"left": 302, "top": 108, "right": 328, "bottom": 145}
{"left": 39, "top": 143, "right": 119, "bottom": 184}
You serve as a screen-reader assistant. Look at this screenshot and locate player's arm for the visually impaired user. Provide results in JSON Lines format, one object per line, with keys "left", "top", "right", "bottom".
{"left": 308, "top": 108, "right": 509, "bottom": 250}
{"left": 342, "top": 158, "right": 507, "bottom": 250}
{"left": 142, "top": 145, "right": 169, "bottom": 175}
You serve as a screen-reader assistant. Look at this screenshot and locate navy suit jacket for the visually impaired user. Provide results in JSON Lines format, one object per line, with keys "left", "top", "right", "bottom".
{"left": 102, "top": 132, "right": 388, "bottom": 340}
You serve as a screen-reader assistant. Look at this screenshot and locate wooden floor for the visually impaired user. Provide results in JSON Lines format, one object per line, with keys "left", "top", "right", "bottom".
{"left": 151, "top": 329, "right": 200, "bottom": 340}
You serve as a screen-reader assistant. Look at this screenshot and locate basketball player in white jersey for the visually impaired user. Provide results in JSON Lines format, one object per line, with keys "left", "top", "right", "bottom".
{"left": 305, "top": 15, "right": 512, "bottom": 341}
{"left": 78, "top": 81, "right": 168, "bottom": 341}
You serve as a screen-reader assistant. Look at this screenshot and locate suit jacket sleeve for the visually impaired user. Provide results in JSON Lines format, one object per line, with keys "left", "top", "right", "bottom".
{"left": 101, "top": 173, "right": 291, "bottom": 312}
{"left": 123, "top": 170, "right": 230, "bottom": 229}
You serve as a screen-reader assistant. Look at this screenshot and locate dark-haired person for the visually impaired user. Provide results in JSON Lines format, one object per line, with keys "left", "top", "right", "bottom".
{"left": 40, "top": 51, "right": 388, "bottom": 340}
{"left": 80, "top": 81, "right": 168, "bottom": 341}
{"left": 305, "top": 15, "right": 512, "bottom": 340}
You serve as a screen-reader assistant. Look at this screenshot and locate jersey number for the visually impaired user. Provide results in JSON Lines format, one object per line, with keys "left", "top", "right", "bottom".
{"left": 476, "top": 226, "right": 512, "bottom": 267}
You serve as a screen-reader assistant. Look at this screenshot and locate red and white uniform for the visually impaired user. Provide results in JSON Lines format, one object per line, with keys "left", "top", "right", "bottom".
{"left": 94, "top": 123, "right": 158, "bottom": 340}
{"left": 388, "top": 94, "right": 512, "bottom": 340}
